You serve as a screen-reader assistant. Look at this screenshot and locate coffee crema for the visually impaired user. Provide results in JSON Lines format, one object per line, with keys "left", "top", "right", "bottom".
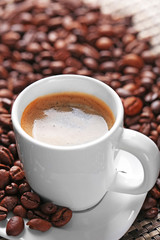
{"left": 21, "top": 92, "right": 115, "bottom": 146}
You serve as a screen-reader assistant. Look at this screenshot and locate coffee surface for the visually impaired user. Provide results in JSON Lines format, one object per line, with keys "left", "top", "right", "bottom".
{"left": 21, "top": 92, "right": 115, "bottom": 146}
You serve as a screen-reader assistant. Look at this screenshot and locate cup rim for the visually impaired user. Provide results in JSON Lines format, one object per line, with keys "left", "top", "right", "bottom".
{"left": 11, "top": 74, "right": 124, "bottom": 150}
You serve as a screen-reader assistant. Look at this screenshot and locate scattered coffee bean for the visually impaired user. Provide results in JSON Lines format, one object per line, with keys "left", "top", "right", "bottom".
{"left": 143, "top": 207, "right": 159, "bottom": 219}
{"left": 0, "top": 196, "right": 18, "bottom": 211}
{"left": 27, "top": 218, "right": 52, "bottom": 232}
{"left": 40, "top": 202, "right": 57, "bottom": 215}
{"left": 0, "top": 206, "right": 8, "bottom": 221}
{"left": 6, "top": 216, "right": 24, "bottom": 236}
{"left": 51, "top": 207, "right": 72, "bottom": 227}
{"left": 5, "top": 182, "right": 18, "bottom": 195}
{"left": 13, "top": 205, "right": 27, "bottom": 218}
{"left": 123, "top": 97, "right": 143, "bottom": 116}
{"left": 142, "top": 196, "right": 157, "bottom": 210}
{"left": 21, "top": 192, "right": 40, "bottom": 209}
{"left": 0, "top": 169, "right": 10, "bottom": 189}
{"left": 9, "top": 166, "right": 25, "bottom": 181}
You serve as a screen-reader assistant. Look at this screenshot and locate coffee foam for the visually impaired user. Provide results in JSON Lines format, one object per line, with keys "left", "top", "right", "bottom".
{"left": 32, "top": 107, "right": 108, "bottom": 146}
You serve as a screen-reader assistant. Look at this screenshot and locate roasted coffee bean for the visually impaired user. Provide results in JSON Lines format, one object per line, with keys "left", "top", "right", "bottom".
{"left": 9, "top": 166, "right": 25, "bottom": 181}
{"left": 19, "top": 182, "right": 31, "bottom": 195}
{"left": 0, "top": 114, "right": 12, "bottom": 128}
{"left": 0, "top": 169, "right": 10, "bottom": 189}
{"left": 5, "top": 183, "right": 18, "bottom": 195}
{"left": 142, "top": 196, "right": 157, "bottom": 210}
{"left": 150, "top": 186, "right": 160, "bottom": 199}
{"left": 13, "top": 205, "right": 27, "bottom": 218}
{"left": 123, "top": 97, "right": 143, "bottom": 116}
{"left": 6, "top": 216, "right": 24, "bottom": 236}
{"left": 156, "top": 178, "right": 160, "bottom": 189}
{"left": 27, "top": 209, "right": 49, "bottom": 221}
{"left": 9, "top": 144, "right": 18, "bottom": 159}
{"left": 27, "top": 218, "right": 52, "bottom": 232}
{"left": 0, "top": 134, "right": 10, "bottom": 146}
{"left": 0, "top": 146, "right": 14, "bottom": 166}
{"left": 40, "top": 202, "right": 57, "bottom": 215}
{"left": 0, "top": 196, "right": 18, "bottom": 211}
{"left": 95, "top": 37, "right": 113, "bottom": 50}
{"left": 0, "top": 163, "right": 10, "bottom": 171}
{"left": 143, "top": 207, "right": 158, "bottom": 219}
{"left": 21, "top": 192, "right": 40, "bottom": 209}
{"left": 151, "top": 100, "right": 160, "bottom": 115}
{"left": 0, "top": 190, "right": 5, "bottom": 200}
{"left": 0, "top": 206, "right": 8, "bottom": 221}
{"left": 51, "top": 207, "right": 72, "bottom": 227}
{"left": 122, "top": 54, "right": 144, "bottom": 69}
{"left": 7, "top": 131, "right": 16, "bottom": 143}
{"left": 14, "top": 160, "right": 23, "bottom": 169}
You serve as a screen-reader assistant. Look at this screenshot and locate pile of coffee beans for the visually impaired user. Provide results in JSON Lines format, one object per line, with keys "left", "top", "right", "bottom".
{"left": 0, "top": 0, "right": 160, "bottom": 236}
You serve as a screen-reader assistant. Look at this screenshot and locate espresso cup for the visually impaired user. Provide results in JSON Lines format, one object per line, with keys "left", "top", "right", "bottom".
{"left": 11, "top": 74, "right": 160, "bottom": 211}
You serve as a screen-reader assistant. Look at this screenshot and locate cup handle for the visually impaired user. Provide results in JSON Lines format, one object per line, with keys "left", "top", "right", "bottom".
{"left": 110, "top": 128, "right": 160, "bottom": 194}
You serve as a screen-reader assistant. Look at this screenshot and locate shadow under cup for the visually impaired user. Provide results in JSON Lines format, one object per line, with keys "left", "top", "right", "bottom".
{"left": 11, "top": 74, "right": 124, "bottom": 211}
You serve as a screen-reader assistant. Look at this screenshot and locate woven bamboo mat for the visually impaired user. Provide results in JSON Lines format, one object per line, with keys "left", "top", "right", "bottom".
{"left": 121, "top": 212, "right": 160, "bottom": 239}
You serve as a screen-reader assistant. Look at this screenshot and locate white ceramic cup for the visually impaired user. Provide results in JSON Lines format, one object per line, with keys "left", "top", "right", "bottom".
{"left": 11, "top": 74, "right": 160, "bottom": 211}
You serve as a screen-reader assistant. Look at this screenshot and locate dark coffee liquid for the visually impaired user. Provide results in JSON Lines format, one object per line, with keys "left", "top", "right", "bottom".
{"left": 21, "top": 92, "right": 115, "bottom": 146}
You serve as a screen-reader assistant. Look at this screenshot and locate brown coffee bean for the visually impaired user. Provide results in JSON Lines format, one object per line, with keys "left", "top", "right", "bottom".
{"left": 143, "top": 207, "right": 158, "bottom": 219}
{"left": 9, "top": 166, "right": 24, "bottom": 182}
{"left": 0, "top": 196, "right": 18, "bottom": 211}
{"left": 19, "top": 182, "right": 31, "bottom": 195}
{"left": 27, "top": 218, "right": 52, "bottom": 232}
{"left": 151, "top": 100, "right": 160, "bottom": 115}
{"left": 13, "top": 205, "right": 27, "bottom": 218}
{"left": 95, "top": 37, "right": 113, "bottom": 50}
{"left": 49, "top": 61, "right": 65, "bottom": 74}
{"left": 156, "top": 178, "right": 160, "bottom": 189}
{"left": 150, "top": 186, "right": 160, "bottom": 199}
{"left": 141, "top": 77, "right": 154, "bottom": 89}
{"left": 0, "top": 114, "right": 12, "bottom": 128}
{"left": 0, "top": 89, "right": 13, "bottom": 99}
{"left": 6, "top": 216, "right": 24, "bottom": 236}
{"left": 0, "top": 134, "right": 10, "bottom": 146}
{"left": 142, "top": 196, "right": 157, "bottom": 210}
{"left": 2, "top": 31, "right": 20, "bottom": 46}
{"left": 116, "top": 88, "right": 132, "bottom": 98}
{"left": 0, "top": 190, "right": 5, "bottom": 200}
{"left": 26, "top": 42, "right": 42, "bottom": 54}
{"left": 5, "top": 183, "right": 18, "bottom": 195}
{"left": 27, "top": 209, "right": 49, "bottom": 221}
{"left": 83, "top": 58, "right": 98, "bottom": 70}
{"left": 0, "top": 169, "right": 10, "bottom": 189}
{"left": 9, "top": 144, "right": 18, "bottom": 159}
{"left": 123, "top": 97, "right": 143, "bottom": 116}
{"left": 14, "top": 160, "right": 23, "bottom": 169}
{"left": 122, "top": 54, "right": 144, "bottom": 69}
{"left": 40, "top": 202, "right": 57, "bottom": 215}
{"left": 140, "top": 123, "right": 151, "bottom": 136}
{"left": 0, "top": 163, "right": 10, "bottom": 171}
{"left": 144, "top": 92, "right": 159, "bottom": 103}
{"left": 0, "top": 206, "right": 8, "bottom": 221}
{"left": 7, "top": 131, "right": 16, "bottom": 143}
{"left": 21, "top": 192, "right": 40, "bottom": 209}
{"left": 51, "top": 207, "right": 72, "bottom": 227}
